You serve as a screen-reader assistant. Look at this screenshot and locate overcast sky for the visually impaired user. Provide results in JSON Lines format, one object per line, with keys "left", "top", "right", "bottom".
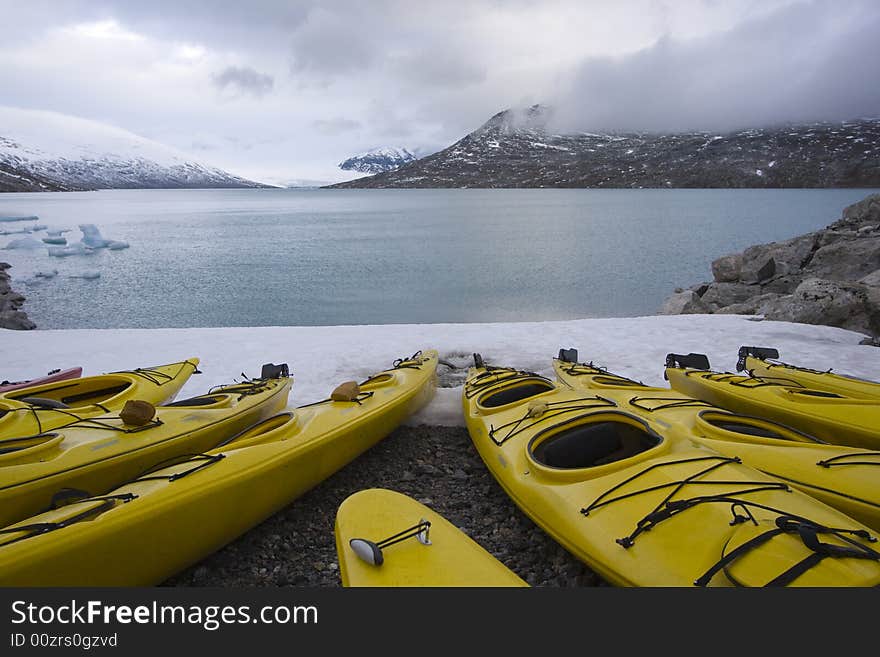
{"left": 2, "top": 0, "right": 878, "bottom": 183}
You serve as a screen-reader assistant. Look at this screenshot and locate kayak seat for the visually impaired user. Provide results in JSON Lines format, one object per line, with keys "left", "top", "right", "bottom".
{"left": 532, "top": 421, "right": 660, "bottom": 469}
{"left": 480, "top": 381, "right": 554, "bottom": 408}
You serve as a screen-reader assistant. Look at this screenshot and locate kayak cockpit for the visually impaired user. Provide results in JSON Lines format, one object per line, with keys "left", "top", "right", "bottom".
{"left": 5, "top": 377, "right": 132, "bottom": 408}
{"left": 695, "top": 411, "right": 823, "bottom": 444}
{"left": 529, "top": 413, "right": 662, "bottom": 470}
{"left": 478, "top": 378, "right": 555, "bottom": 409}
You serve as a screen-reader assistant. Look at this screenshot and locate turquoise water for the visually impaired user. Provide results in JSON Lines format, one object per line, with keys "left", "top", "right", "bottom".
{"left": 0, "top": 188, "right": 876, "bottom": 329}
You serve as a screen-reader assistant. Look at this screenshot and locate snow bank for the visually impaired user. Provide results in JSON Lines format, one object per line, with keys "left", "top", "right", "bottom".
{"left": 1, "top": 315, "right": 877, "bottom": 427}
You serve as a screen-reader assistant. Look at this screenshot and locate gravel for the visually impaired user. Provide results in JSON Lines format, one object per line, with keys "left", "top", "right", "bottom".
{"left": 162, "top": 424, "right": 604, "bottom": 588}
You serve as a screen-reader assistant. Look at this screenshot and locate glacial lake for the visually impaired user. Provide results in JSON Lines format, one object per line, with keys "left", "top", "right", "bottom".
{"left": 1, "top": 188, "right": 877, "bottom": 329}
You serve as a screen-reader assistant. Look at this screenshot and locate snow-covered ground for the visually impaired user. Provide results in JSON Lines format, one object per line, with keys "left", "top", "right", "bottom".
{"left": 1, "top": 315, "right": 877, "bottom": 427}
{"left": 0, "top": 106, "right": 259, "bottom": 190}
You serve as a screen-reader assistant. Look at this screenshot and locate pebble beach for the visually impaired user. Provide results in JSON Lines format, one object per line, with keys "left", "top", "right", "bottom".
{"left": 164, "top": 424, "right": 604, "bottom": 588}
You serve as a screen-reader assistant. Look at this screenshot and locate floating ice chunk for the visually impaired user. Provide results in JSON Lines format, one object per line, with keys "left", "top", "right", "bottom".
{"left": 3, "top": 236, "right": 42, "bottom": 250}
{"left": 42, "top": 236, "right": 68, "bottom": 245}
{"left": 35, "top": 269, "right": 59, "bottom": 279}
{"left": 79, "top": 224, "right": 109, "bottom": 247}
{"left": 30, "top": 224, "right": 47, "bottom": 232}
{"left": 77, "top": 225, "right": 129, "bottom": 250}
{"left": 0, "top": 215, "right": 39, "bottom": 222}
{"left": 70, "top": 270, "right": 101, "bottom": 280}
{"left": 46, "top": 228, "right": 72, "bottom": 237}
{"left": 48, "top": 242, "right": 94, "bottom": 257}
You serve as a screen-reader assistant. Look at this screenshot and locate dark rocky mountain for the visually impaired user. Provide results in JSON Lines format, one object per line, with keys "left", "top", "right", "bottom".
{"left": 338, "top": 147, "right": 418, "bottom": 174}
{"left": 330, "top": 105, "right": 880, "bottom": 188}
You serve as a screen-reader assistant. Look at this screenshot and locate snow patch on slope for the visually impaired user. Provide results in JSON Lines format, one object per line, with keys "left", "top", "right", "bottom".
{"left": 0, "top": 106, "right": 262, "bottom": 190}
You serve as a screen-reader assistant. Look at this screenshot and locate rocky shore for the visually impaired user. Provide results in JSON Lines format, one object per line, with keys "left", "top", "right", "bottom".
{"left": 0, "top": 263, "right": 35, "bottom": 330}
{"left": 164, "top": 424, "right": 602, "bottom": 588}
{"left": 660, "top": 193, "right": 880, "bottom": 344}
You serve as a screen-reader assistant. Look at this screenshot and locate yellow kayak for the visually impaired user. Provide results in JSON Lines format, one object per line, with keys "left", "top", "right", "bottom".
{"left": 0, "top": 350, "right": 437, "bottom": 586}
{"left": 0, "top": 359, "right": 200, "bottom": 439}
{"left": 553, "top": 352, "right": 880, "bottom": 531}
{"left": 335, "top": 488, "right": 527, "bottom": 587}
{"left": 665, "top": 353, "right": 880, "bottom": 450}
{"left": 737, "top": 346, "right": 880, "bottom": 399}
{"left": 0, "top": 366, "right": 291, "bottom": 529}
{"left": 464, "top": 355, "right": 880, "bottom": 587}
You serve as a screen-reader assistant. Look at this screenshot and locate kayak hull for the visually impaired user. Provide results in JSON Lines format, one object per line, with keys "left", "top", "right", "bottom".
{"left": 464, "top": 360, "right": 880, "bottom": 587}
{"left": 0, "top": 351, "right": 437, "bottom": 586}
{"left": 0, "top": 367, "right": 83, "bottom": 393}
{"left": 554, "top": 358, "right": 880, "bottom": 532}
{"left": 336, "top": 489, "right": 527, "bottom": 587}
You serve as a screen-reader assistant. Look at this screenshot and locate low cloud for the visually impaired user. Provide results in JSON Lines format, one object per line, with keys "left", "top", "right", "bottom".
{"left": 550, "top": 2, "right": 880, "bottom": 133}
{"left": 312, "top": 117, "right": 361, "bottom": 135}
{"left": 212, "top": 66, "right": 274, "bottom": 98}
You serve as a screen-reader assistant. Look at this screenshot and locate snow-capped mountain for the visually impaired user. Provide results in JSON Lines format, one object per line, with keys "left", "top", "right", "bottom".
{"left": 0, "top": 107, "right": 265, "bottom": 192}
{"left": 330, "top": 105, "right": 880, "bottom": 188}
{"left": 338, "top": 146, "right": 419, "bottom": 174}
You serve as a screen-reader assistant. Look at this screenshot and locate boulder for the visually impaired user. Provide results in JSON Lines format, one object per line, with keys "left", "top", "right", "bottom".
{"left": 700, "top": 282, "right": 757, "bottom": 310}
{"left": 0, "top": 309, "right": 35, "bottom": 330}
{"left": 859, "top": 269, "right": 880, "bottom": 287}
{"left": 740, "top": 232, "right": 819, "bottom": 284}
{"left": 0, "top": 261, "right": 35, "bottom": 330}
{"left": 806, "top": 236, "right": 880, "bottom": 281}
{"left": 761, "top": 278, "right": 872, "bottom": 335}
{"left": 711, "top": 254, "right": 743, "bottom": 282}
{"left": 835, "top": 193, "right": 880, "bottom": 230}
{"left": 658, "top": 290, "right": 710, "bottom": 315}
{"left": 715, "top": 293, "right": 786, "bottom": 315}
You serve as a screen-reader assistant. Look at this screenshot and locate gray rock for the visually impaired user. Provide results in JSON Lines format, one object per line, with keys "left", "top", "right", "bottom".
{"left": 741, "top": 233, "right": 819, "bottom": 283}
{"left": 761, "top": 278, "right": 872, "bottom": 335}
{"left": 689, "top": 282, "right": 711, "bottom": 297}
{"left": 860, "top": 336, "right": 880, "bottom": 346}
{"left": 836, "top": 193, "right": 880, "bottom": 230}
{"left": 858, "top": 225, "right": 876, "bottom": 235}
{"left": 711, "top": 253, "right": 743, "bottom": 283}
{"left": 658, "top": 290, "right": 710, "bottom": 315}
{"left": 715, "top": 292, "right": 786, "bottom": 315}
{"left": 806, "top": 236, "right": 880, "bottom": 282}
{"left": 700, "top": 282, "right": 758, "bottom": 310}
{"left": 860, "top": 269, "right": 880, "bottom": 287}
{"left": 0, "top": 310, "right": 36, "bottom": 330}
{"left": 0, "top": 262, "right": 35, "bottom": 330}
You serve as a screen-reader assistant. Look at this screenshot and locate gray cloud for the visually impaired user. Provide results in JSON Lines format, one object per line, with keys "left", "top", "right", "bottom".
{"left": 212, "top": 66, "right": 274, "bottom": 98}
{"left": 390, "top": 50, "right": 486, "bottom": 89}
{"left": 2, "top": 0, "right": 878, "bottom": 182}
{"left": 550, "top": 1, "right": 880, "bottom": 133}
{"left": 312, "top": 118, "right": 362, "bottom": 135}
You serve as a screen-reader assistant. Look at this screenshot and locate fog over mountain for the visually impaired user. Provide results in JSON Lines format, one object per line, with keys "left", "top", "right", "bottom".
{"left": 0, "top": 1, "right": 877, "bottom": 181}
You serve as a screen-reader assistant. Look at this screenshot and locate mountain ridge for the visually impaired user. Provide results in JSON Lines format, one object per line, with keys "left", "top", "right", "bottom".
{"left": 338, "top": 146, "right": 418, "bottom": 174}
{"left": 0, "top": 107, "right": 267, "bottom": 192}
{"left": 328, "top": 106, "right": 880, "bottom": 189}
